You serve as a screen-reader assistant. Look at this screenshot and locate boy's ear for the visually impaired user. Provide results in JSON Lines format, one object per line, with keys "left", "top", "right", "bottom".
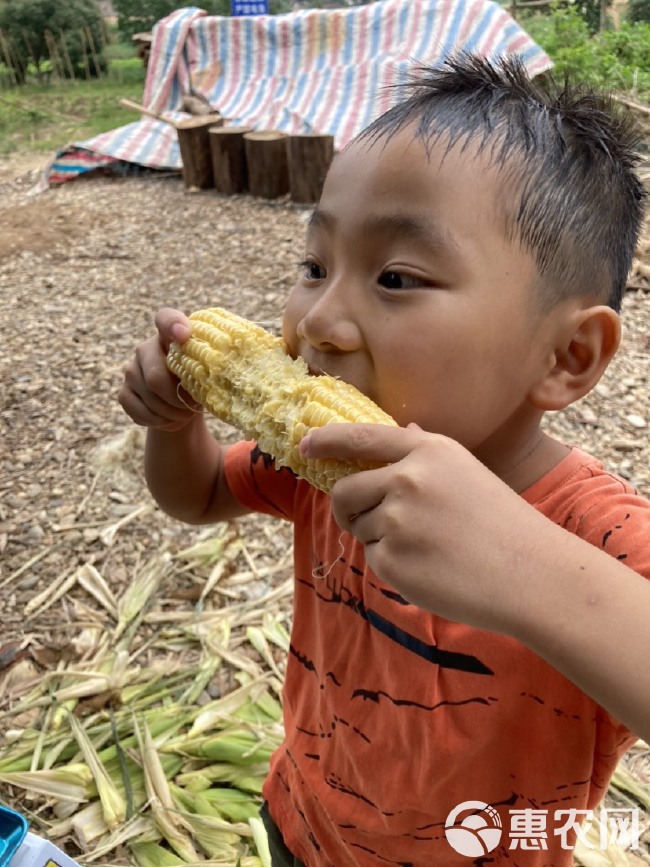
{"left": 529, "top": 305, "right": 621, "bottom": 411}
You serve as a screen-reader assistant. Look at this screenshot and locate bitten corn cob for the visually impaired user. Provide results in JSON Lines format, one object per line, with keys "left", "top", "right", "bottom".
{"left": 166, "top": 307, "right": 397, "bottom": 493}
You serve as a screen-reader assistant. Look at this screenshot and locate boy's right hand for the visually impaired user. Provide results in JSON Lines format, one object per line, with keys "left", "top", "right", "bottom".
{"left": 118, "top": 308, "right": 201, "bottom": 432}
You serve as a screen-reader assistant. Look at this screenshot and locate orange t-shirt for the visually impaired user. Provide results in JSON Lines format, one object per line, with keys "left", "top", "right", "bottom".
{"left": 224, "top": 443, "right": 650, "bottom": 867}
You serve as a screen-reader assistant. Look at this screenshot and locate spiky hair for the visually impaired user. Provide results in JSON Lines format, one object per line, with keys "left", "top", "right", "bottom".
{"left": 358, "top": 53, "right": 646, "bottom": 311}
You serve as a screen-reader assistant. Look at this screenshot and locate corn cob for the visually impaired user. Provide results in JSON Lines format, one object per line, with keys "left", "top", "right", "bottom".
{"left": 166, "top": 307, "right": 398, "bottom": 493}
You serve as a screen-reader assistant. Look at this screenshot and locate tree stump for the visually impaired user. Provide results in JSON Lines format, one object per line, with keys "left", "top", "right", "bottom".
{"left": 209, "top": 125, "right": 253, "bottom": 195}
{"left": 244, "top": 131, "right": 290, "bottom": 199}
{"left": 176, "top": 114, "right": 223, "bottom": 190}
{"left": 287, "top": 134, "right": 335, "bottom": 204}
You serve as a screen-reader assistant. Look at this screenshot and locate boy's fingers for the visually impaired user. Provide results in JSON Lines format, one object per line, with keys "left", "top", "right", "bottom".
{"left": 301, "top": 423, "right": 426, "bottom": 464}
{"left": 154, "top": 307, "right": 192, "bottom": 351}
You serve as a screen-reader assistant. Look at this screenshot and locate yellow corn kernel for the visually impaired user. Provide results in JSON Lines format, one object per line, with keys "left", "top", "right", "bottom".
{"left": 166, "top": 307, "right": 397, "bottom": 493}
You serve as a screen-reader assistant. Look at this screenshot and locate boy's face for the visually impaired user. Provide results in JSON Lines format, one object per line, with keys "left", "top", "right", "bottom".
{"left": 282, "top": 129, "right": 567, "bottom": 461}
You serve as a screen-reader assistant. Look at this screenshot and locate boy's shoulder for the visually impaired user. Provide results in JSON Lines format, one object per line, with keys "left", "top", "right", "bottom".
{"left": 523, "top": 445, "right": 650, "bottom": 572}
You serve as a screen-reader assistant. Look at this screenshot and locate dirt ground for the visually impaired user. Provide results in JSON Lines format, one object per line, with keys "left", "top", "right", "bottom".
{"left": 0, "top": 151, "right": 649, "bottom": 862}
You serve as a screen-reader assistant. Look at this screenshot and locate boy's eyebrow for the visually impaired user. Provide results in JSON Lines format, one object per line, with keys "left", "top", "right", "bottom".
{"left": 308, "top": 209, "right": 460, "bottom": 254}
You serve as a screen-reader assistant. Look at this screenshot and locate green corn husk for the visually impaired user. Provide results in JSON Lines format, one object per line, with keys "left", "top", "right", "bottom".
{"left": 71, "top": 801, "right": 109, "bottom": 847}
{"left": 0, "top": 764, "right": 93, "bottom": 802}
{"left": 134, "top": 717, "right": 200, "bottom": 863}
{"left": 167, "top": 728, "right": 278, "bottom": 765}
{"left": 200, "top": 788, "right": 261, "bottom": 823}
{"left": 115, "top": 557, "right": 166, "bottom": 639}
{"left": 80, "top": 814, "right": 156, "bottom": 863}
{"left": 186, "top": 679, "right": 274, "bottom": 738}
{"left": 176, "top": 817, "right": 242, "bottom": 861}
{"left": 68, "top": 713, "right": 126, "bottom": 829}
{"left": 129, "top": 841, "right": 186, "bottom": 867}
{"left": 171, "top": 783, "right": 259, "bottom": 828}
{"left": 609, "top": 763, "right": 650, "bottom": 811}
{"left": 248, "top": 817, "right": 272, "bottom": 867}
{"left": 176, "top": 763, "right": 268, "bottom": 795}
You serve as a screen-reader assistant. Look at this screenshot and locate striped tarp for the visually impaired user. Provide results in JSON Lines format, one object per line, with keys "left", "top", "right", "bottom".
{"left": 47, "top": 0, "right": 551, "bottom": 184}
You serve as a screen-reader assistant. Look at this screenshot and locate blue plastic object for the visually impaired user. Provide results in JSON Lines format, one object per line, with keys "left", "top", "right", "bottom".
{"left": 0, "top": 806, "right": 28, "bottom": 867}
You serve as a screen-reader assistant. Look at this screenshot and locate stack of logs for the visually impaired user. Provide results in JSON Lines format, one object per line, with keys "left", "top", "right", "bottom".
{"left": 177, "top": 116, "right": 334, "bottom": 204}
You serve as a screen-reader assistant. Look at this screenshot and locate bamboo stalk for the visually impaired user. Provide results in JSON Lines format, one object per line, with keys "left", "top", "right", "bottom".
{"left": 85, "top": 26, "right": 102, "bottom": 79}
{"left": 20, "top": 28, "right": 40, "bottom": 79}
{"left": 0, "top": 29, "right": 19, "bottom": 86}
{"left": 57, "top": 29, "right": 76, "bottom": 81}
{"left": 80, "top": 27, "right": 91, "bottom": 81}
{"left": 44, "top": 30, "right": 64, "bottom": 80}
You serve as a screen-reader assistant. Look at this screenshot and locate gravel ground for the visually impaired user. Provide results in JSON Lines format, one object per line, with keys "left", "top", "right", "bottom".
{"left": 0, "top": 153, "right": 649, "bottom": 862}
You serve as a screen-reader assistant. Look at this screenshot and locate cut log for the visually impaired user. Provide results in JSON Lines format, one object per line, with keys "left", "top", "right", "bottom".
{"left": 287, "top": 134, "right": 335, "bottom": 204}
{"left": 176, "top": 114, "right": 223, "bottom": 190}
{"left": 244, "top": 131, "right": 290, "bottom": 199}
{"left": 209, "top": 125, "right": 253, "bottom": 195}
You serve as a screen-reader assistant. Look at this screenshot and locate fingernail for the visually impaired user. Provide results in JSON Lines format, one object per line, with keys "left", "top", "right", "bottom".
{"left": 299, "top": 435, "right": 311, "bottom": 456}
{"left": 171, "top": 323, "right": 188, "bottom": 341}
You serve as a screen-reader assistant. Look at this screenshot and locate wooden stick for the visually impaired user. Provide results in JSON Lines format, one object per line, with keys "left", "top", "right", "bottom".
{"left": 118, "top": 98, "right": 179, "bottom": 127}
{"left": 612, "top": 94, "right": 650, "bottom": 117}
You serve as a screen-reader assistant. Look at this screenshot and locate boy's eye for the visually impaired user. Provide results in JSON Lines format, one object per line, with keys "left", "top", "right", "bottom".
{"left": 378, "top": 271, "right": 422, "bottom": 290}
{"left": 298, "top": 260, "right": 326, "bottom": 281}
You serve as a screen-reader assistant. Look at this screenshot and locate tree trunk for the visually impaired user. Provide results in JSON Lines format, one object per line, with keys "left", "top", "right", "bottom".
{"left": 209, "top": 125, "right": 253, "bottom": 195}
{"left": 287, "top": 134, "right": 335, "bottom": 204}
{"left": 244, "top": 131, "right": 290, "bottom": 199}
{"left": 176, "top": 114, "right": 223, "bottom": 190}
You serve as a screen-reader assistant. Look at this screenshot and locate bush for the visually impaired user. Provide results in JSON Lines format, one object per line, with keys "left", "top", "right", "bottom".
{"left": 523, "top": 5, "right": 650, "bottom": 98}
{"left": 0, "top": 0, "right": 108, "bottom": 84}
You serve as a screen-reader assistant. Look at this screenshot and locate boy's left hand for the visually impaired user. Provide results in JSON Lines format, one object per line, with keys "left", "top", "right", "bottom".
{"left": 301, "top": 423, "right": 536, "bottom": 634}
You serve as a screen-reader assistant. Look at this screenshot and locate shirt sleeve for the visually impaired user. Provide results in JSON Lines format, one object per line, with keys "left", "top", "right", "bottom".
{"left": 567, "top": 473, "right": 650, "bottom": 576}
{"left": 223, "top": 440, "right": 300, "bottom": 522}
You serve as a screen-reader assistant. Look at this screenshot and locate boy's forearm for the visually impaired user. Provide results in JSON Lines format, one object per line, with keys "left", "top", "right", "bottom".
{"left": 508, "top": 520, "right": 650, "bottom": 744}
{"left": 144, "top": 414, "right": 241, "bottom": 523}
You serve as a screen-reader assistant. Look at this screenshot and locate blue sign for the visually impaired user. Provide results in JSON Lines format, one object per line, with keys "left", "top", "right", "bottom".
{"left": 231, "top": 0, "right": 269, "bottom": 14}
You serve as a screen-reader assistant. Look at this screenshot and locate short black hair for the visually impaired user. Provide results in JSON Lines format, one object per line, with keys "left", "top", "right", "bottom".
{"left": 358, "top": 53, "right": 646, "bottom": 312}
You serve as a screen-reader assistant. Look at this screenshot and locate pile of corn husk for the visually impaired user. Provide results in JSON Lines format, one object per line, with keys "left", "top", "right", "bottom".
{"left": 0, "top": 525, "right": 293, "bottom": 866}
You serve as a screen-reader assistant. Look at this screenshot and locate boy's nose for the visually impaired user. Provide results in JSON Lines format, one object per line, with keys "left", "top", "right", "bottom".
{"left": 296, "top": 289, "right": 363, "bottom": 353}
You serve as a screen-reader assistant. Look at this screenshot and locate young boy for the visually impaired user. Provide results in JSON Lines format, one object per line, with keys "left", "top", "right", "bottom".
{"left": 119, "top": 54, "right": 650, "bottom": 866}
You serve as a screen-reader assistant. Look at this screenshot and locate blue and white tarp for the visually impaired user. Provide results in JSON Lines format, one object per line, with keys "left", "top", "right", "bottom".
{"left": 47, "top": 0, "right": 552, "bottom": 183}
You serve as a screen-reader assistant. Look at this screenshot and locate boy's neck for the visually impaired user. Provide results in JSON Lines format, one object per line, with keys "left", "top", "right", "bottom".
{"left": 476, "top": 427, "right": 570, "bottom": 495}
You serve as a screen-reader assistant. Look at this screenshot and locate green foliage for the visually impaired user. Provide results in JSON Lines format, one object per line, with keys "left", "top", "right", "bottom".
{"left": 523, "top": 5, "right": 650, "bottom": 99}
{"left": 0, "top": 61, "right": 146, "bottom": 155}
{"left": 628, "top": 0, "right": 650, "bottom": 23}
{"left": 517, "top": 0, "right": 607, "bottom": 34}
{"left": 0, "top": 0, "right": 108, "bottom": 83}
